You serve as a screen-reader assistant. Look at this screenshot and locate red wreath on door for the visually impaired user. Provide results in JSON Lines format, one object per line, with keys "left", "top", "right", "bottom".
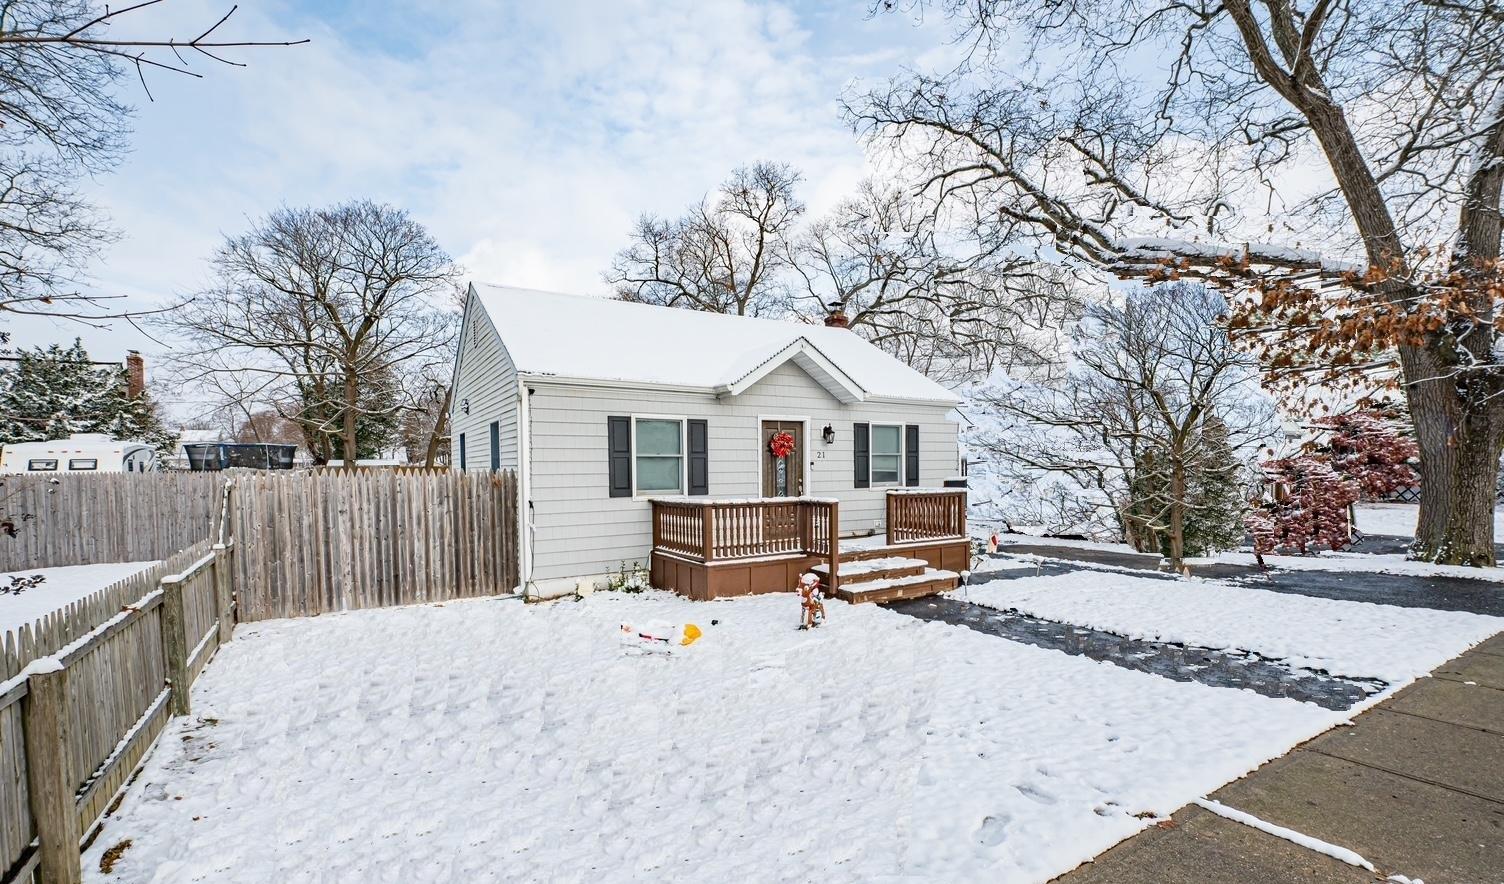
{"left": 768, "top": 431, "right": 796, "bottom": 459}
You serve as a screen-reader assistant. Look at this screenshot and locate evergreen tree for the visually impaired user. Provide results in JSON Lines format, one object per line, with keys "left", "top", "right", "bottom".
{"left": 1178, "top": 417, "right": 1247, "bottom": 557}
{"left": 0, "top": 339, "right": 176, "bottom": 453}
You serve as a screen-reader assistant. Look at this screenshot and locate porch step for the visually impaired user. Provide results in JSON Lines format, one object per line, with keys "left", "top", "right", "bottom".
{"left": 832, "top": 568, "right": 960, "bottom": 605}
{"left": 811, "top": 556, "right": 927, "bottom": 586}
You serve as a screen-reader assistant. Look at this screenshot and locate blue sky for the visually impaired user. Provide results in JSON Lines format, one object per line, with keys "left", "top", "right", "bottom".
{"left": 8, "top": 0, "right": 954, "bottom": 416}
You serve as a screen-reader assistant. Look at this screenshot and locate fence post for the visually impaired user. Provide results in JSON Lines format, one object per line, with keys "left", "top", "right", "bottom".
{"left": 159, "top": 577, "right": 191, "bottom": 716}
{"left": 214, "top": 539, "right": 235, "bottom": 645}
{"left": 21, "top": 665, "right": 83, "bottom": 884}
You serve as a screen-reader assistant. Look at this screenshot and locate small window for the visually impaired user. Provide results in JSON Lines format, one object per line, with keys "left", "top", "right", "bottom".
{"left": 69, "top": 458, "right": 98, "bottom": 471}
{"left": 458, "top": 433, "right": 467, "bottom": 470}
{"left": 870, "top": 425, "right": 902, "bottom": 484}
{"left": 27, "top": 459, "right": 57, "bottom": 472}
{"left": 489, "top": 421, "right": 500, "bottom": 472}
{"left": 634, "top": 418, "right": 683, "bottom": 494}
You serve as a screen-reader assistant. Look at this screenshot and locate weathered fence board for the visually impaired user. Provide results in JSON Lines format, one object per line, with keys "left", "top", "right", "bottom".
{"left": 0, "top": 468, "right": 516, "bottom": 882}
{"left": 0, "top": 538, "right": 232, "bottom": 884}
{"left": 0, "top": 473, "right": 224, "bottom": 572}
{"left": 232, "top": 470, "right": 518, "bottom": 622}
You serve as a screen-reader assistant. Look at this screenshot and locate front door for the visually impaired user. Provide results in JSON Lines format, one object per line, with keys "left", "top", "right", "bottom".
{"left": 761, "top": 420, "right": 804, "bottom": 497}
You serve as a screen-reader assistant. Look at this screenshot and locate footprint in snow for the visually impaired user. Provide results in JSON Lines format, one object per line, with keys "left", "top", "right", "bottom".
{"left": 1014, "top": 783, "right": 1057, "bottom": 805}
{"left": 975, "top": 814, "right": 1009, "bottom": 846}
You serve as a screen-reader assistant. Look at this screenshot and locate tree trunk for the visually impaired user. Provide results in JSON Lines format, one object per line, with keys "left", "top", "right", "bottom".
{"left": 1167, "top": 460, "right": 1186, "bottom": 574}
{"left": 1405, "top": 346, "right": 1504, "bottom": 566}
{"left": 423, "top": 385, "right": 453, "bottom": 468}
{"left": 342, "top": 372, "right": 359, "bottom": 470}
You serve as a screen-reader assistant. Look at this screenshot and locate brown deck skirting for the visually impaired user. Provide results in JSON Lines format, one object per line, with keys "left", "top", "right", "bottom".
{"left": 651, "top": 550, "right": 824, "bottom": 601}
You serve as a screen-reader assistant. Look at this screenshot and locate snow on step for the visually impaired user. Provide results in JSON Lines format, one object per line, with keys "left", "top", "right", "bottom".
{"left": 847, "top": 568, "right": 959, "bottom": 592}
{"left": 837, "top": 568, "right": 962, "bottom": 603}
{"left": 811, "top": 557, "right": 926, "bottom": 578}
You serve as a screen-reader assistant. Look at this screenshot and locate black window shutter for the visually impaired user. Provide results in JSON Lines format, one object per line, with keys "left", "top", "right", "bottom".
{"left": 489, "top": 421, "right": 500, "bottom": 472}
{"left": 459, "top": 433, "right": 467, "bottom": 470}
{"left": 853, "top": 422, "right": 870, "bottom": 489}
{"left": 905, "top": 424, "right": 920, "bottom": 487}
{"left": 608, "top": 416, "right": 632, "bottom": 497}
{"left": 687, "top": 419, "right": 709, "bottom": 495}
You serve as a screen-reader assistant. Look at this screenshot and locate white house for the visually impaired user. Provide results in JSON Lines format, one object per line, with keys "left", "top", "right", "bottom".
{"left": 451, "top": 284, "right": 969, "bottom": 600}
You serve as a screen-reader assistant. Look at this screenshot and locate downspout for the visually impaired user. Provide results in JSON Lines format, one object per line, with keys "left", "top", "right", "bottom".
{"left": 516, "top": 381, "right": 534, "bottom": 596}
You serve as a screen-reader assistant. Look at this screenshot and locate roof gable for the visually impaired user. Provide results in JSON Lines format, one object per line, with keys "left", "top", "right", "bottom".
{"left": 716, "top": 337, "right": 865, "bottom": 404}
{"left": 469, "top": 284, "right": 958, "bottom": 405}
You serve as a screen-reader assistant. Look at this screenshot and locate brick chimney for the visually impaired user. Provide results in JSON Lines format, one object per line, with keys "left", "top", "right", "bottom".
{"left": 125, "top": 351, "right": 145, "bottom": 399}
{"left": 823, "top": 301, "right": 849, "bottom": 329}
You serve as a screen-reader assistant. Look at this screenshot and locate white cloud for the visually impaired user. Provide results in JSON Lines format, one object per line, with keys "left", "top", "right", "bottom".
{"left": 1, "top": 0, "right": 948, "bottom": 414}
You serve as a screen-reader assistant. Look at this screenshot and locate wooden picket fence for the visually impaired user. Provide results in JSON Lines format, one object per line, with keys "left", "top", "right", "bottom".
{"left": 231, "top": 470, "right": 519, "bottom": 621}
{"left": 0, "top": 468, "right": 520, "bottom": 882}
{"left": 1, "top": 538, "right": 234, "bottom": 884}
{"left": 0, "top": 473, "right": 224, "bottom": 572}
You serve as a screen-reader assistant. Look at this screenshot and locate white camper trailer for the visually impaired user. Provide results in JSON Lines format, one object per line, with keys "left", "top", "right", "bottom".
{"left": 0, "top": 434, "right": 158, "bottom": 474}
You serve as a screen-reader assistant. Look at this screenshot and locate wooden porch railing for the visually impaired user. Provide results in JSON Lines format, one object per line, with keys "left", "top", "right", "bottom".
{"left": 651, "top": 498, "right": 840, "bottom": 595}
{"left": 886, "top": 489, "right": 967, "bottom": 544}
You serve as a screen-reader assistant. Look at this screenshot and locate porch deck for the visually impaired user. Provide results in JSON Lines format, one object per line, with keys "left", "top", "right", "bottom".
{"left": 649, "top": 489, "right": 969, "bottom": 602}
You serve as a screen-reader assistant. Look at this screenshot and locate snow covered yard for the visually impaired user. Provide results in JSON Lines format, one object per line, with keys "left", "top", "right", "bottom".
{"left": 1355, "top": 501, "right": 1504, "bottom": 538}
{"left": 961, "top": 571, "right": 1504, "bottom": 685}
{"left": 0, "top": 560, "right": 157, "bottom": 633}
{"left": 85, "top": 591, "right": 1350, "bottom": 883}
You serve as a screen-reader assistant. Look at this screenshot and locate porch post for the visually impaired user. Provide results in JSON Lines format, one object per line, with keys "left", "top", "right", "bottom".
{"left": 701, "top": 504, "right": 715, "bottom": 563}
{"left": 827, "top": 501, "right": 839, "bottom": 598}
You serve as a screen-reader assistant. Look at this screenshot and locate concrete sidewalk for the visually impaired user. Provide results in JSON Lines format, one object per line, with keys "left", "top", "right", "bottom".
{"left": 1055, "top": 632, "right": 1504, "bottom": 883}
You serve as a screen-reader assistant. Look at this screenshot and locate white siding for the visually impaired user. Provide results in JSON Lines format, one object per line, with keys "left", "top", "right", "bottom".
{"left": 450, "top": 289, "right": 519, "bottom": 471}
{"left": 526, "top": 361, "right": 959, "bottom": 582}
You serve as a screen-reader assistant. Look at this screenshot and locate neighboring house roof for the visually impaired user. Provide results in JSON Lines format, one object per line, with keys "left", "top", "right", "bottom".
{"left": 469, "top": 284, "right": 960, "bottom": 405}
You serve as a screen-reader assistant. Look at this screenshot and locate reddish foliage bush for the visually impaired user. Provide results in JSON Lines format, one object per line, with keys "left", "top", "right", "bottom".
{"left": 1312, "top": 411, "right": 1420, "bottom": 498}
{"left": 1247, "top": 456, "right": 1361, "bottom": 556}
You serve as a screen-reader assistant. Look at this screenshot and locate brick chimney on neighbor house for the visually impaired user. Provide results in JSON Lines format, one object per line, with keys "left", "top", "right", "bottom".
{"left": 125, "top": 351, "right": 145, "bottom": 399}
{"left": 823, "top": 301, "right": 850, "bottom": 329}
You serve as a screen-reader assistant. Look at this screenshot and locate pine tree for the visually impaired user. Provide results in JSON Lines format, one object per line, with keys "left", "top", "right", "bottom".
{"left": 1179, "top": 417, "right": 1247, "bottom": 557}
{"left": 0, "top": 339, "right": 176, "bottom": 452}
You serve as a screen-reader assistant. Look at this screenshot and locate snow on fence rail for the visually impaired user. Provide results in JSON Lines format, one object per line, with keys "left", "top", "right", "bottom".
{"left": 0, "top": 472, "right": 224, "bottom": 572}
{"left": 231, "top": 470, "right": 519, "bottom": 621}
{"left": 0, "top": 537, "right": 233, "bottom": 884}
{"left": 0, "top": 470, "right": 520, "bottom": 881}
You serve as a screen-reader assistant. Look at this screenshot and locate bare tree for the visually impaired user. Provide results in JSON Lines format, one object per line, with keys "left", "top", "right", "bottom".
{"left": 853, "top": 0, "right": 1504, "bottom": 564}
{"left": 161, "top": 201, "right": 459, "bottom": 467}
{"left": 0, "top": 1, "right": 304, "bottom": 324}
{"left": 397, "top": 307, "right": 460, "bottom": 467}
{"left": 790, "top": 179, "right": 1083, "bottom": 382}
{"left": 607, "top": 161, "right": 803, "bottom": 316}
{"left": 971, "top": 283, "right": 1273, "bottom": 571}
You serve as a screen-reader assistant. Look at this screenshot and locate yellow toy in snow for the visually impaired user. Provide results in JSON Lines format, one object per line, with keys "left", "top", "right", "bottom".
{"left": 620, "top": 620, "right": 703, "bottom": 652}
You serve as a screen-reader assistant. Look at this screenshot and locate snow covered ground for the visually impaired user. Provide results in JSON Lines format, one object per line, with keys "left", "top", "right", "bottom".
{"left": 960, "top": 572, "right": 1504, "bottom": 684}
{"left": 0, "top": 561, "right": 157, "bottom": 633}
{"left": 1354, "top": 502, "right": 1504, "bottom": 538}
{"left": 85, "top": 592, "right": 1350, "bottom": 883}
{"left": 1214, "top": 550, "right": 1504, "bottom": 583}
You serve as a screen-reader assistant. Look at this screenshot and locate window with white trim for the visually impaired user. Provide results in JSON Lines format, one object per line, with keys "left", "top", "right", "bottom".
{"left": 634, "top": 418, "right": 684, "bottom": 494}
{"left": 870, "top": 424, "right": 902, "bottom": 484}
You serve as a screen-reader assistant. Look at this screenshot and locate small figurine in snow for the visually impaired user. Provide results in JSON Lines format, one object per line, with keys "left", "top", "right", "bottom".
{"left": 986, "top": 532, "right": 1000, "bottom": 555}
{"left": 797, "top": 572, "right": 825, "bottom": 630}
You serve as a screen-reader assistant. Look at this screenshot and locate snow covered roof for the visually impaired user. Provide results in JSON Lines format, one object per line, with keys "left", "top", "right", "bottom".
{"left": 469, "top": 284, "right": 959, "bottom": 405}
